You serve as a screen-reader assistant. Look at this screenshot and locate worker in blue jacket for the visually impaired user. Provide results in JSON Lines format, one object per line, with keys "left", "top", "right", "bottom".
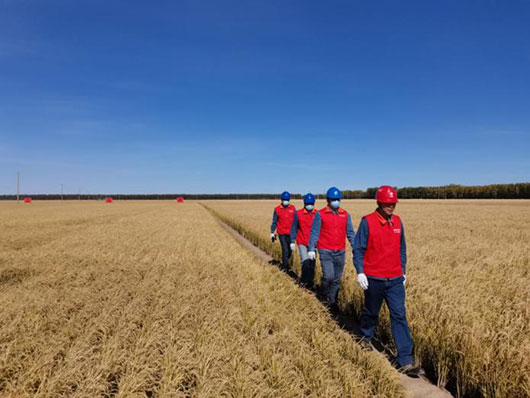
{"left": 270, "top": 191, "right": 296, "bottom": 271}
{"left": 353, "top": 185, "right": 424, "bottom": 378}
{"left": 290, "top": 193, "right": 318, "bottom": 289}
{"left": 308, "top": 187, "right": 355, "bottom": 310}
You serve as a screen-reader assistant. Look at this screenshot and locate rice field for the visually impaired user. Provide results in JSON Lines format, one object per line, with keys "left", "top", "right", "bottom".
{"left": 0, "top": 201, "right": 404, "bottom": 397}
{"left": 203, "top": 199, "right": 530, "bottom": 398}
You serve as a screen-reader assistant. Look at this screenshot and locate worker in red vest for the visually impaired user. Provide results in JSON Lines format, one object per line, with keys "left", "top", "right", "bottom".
{"left": 290, "top": 193, "right": 317, "bottom": 288}
{"left": 271, "top": 191, "right": 296, "bottom": 271}
{"left": 353, "top": 185, "right": 424, "bottom": 378}
{"left": 308, "top": 187, "right": 355, "bottom": 309}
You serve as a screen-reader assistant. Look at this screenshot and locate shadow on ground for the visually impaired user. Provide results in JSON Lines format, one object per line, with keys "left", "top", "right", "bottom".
{"left": 209, "top": 211, "right": 453, "bottom": 398}
{"left": 268, "top": 258, "right": 424, "bottom": 373}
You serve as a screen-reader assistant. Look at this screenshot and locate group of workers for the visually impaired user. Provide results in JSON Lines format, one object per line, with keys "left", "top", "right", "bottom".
{"left": 270, "top": 186, "right": 424, "bottom": 378}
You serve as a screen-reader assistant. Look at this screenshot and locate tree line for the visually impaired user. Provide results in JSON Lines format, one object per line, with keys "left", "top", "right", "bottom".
{"left": 341, "top": 183, "right": 530, "bottom": 199}
{"left": 1, "top": 183, "right": 529, "bottom": 200}
{"left": 0, "top": 193, "right": 303, "bottom": 201}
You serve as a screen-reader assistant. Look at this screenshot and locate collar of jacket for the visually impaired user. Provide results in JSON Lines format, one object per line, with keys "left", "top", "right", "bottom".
{"left": 324, "top": 206, "right": 345, "bottom": 214}
{"left": 374, "top": 209, "right": 394, "bottom": 225}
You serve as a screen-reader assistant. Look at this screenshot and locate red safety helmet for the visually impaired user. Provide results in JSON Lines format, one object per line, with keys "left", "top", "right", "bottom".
{"left": 376, "top": 185, "right": 398, "bottom": 203}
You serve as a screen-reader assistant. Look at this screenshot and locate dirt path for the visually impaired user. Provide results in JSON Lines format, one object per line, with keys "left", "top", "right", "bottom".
{"left": 214, "top": 215, "right": 453, "bottom": 398}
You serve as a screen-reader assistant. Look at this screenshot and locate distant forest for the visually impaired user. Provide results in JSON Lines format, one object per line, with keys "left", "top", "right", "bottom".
{"left": 1, "top": 182, "right": 529, "bottom": 200}
{"left": 344, "top": 182, "right": 530, "bottom": 199}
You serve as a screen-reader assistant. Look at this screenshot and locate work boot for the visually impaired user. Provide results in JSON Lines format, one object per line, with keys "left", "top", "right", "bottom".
{"left": 358, "top": 339, "right": 375, "bottom": 352}
{"left": 398, "top": 363, "right": 425, "bottom": 378}
{"left": 298, "top": 280, "right": 311, "bottom": 290}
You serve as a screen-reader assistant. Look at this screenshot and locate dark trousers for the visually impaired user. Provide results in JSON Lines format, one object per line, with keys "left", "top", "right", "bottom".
{"left": 318, "top": 250, "right": 345, "bottom": 305}
{"left": 300, "top": 259, "right": 316, "bottom": 289}
{"left": 298, "top": 244, "right": 315, "bottom": 289}
{"left": 360, "top": 276, "right": 413, "bottom": 367}
{"left": 278, "top": 234, "right": 292, "bottom": 270}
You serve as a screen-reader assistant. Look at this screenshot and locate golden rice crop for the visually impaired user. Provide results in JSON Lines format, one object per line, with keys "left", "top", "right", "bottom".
{"left": 0, "top": 201, "right": 404, "bottom": 397}
{"left": 203, "top": 199, "right": 530, "bottom": 398}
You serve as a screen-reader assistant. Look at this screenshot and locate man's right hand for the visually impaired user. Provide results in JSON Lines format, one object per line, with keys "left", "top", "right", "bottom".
{"left": 307, "top": 251, "right": 316, "bottom": 260}
{"left": 357, "top": 273, "right": 369, "bottom": 290}
{"left": 271, "top": 233, "right": 276, "bottom": 242}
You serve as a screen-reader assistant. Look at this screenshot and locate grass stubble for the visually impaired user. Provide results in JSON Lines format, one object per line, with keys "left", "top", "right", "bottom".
{"left": 204, "top": 199, "right": 530, "bottom": 398}
{"left": 0, "top": 201, "right": 404, "bottom": 397}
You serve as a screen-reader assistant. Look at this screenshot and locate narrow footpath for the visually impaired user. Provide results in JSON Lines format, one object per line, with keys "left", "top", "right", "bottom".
{"left": 212, "top": 213, "right": 453, "bottom": 398}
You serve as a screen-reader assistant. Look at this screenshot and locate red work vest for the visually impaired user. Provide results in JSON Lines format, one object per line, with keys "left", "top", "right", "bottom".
{"left": 363, "top": 211, "right": 403, "bottom": 278}
{"left": 317, "top": 206, "right": 349, "bottom": 250}
{"left": 275, "top": 204, "right": 296, "bottom": 234}
{"left": 295, "top": 208, "right": 316, "bottom": 246}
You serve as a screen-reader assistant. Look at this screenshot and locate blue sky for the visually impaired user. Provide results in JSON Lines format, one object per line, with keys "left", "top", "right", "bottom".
{"left": 1, "top": 0, "right": 529, "bottom": 194}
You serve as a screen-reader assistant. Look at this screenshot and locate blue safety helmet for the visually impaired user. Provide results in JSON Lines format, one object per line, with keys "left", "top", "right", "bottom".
{"left": 303, "top": 193, "right": 316, "bottom": 204}
{"left": 280, "top": 191, "right": 291, "bottom": 201}
{"left": 326, "top": 186, "right": 342, "bottom": 200}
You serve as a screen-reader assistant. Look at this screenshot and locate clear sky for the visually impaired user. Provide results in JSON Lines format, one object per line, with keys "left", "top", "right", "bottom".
{"left": 1, "top": 0, "right": 529, "bottom": 194}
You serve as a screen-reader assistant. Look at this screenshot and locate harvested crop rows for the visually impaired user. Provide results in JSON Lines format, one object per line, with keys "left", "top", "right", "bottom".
{"left": 204, "top": 199, "right": 530, "bottom": 398}
{"left": 0, "top": 201, "right": 404, "bottom": 397}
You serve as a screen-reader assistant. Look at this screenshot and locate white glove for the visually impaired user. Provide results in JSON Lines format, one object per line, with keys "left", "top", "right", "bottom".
{"left": 290, "top": 243, "right": 296, "bottom": 251}
{"left": 403, "top": 275, "right": 407, "bottom": 286}
{"left": 270, "top": 233, "right": 276, "bottom": 242}
{"left": 307, "top": 251, "right": 316, "bottom": 260}
{"left": 357, "top": 273, "right": 369, "bottom": 290}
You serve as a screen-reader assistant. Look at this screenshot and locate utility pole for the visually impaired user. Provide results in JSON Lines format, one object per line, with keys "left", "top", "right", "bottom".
{"left": 61, "top": 184, "right": 64, "bottom": 201}
{"left": 17, "top": 171, "right": 20, "bottom": 203}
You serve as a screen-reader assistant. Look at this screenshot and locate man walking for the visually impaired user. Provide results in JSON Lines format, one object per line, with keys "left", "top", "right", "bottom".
{"left": 290, "top": 193, "right": 317, "bottom": 289}
{"left": 353, "top": 185, "right": 424, "bottom": 377}
{"left": 270, "top": 191, "right": 296, "bottom": 271}
{"left": 308, "top": 187, "right": 355, "bottom": 309}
